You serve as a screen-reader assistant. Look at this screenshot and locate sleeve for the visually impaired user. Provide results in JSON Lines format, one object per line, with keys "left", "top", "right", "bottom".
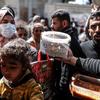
{"left": 76, "top": 57, "right": 100, "bottom": 75}
{"left": 29, "top": 80, "right": 44, "bottom": 100}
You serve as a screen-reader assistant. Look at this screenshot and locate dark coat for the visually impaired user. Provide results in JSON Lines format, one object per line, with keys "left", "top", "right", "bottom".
{"left": 52, "top": 27, "right": 86, "bottom": 100}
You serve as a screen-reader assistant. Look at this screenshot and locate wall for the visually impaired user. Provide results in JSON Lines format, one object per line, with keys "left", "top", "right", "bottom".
{"left": 44, "top": 3, "right": 91, "bottom": 25}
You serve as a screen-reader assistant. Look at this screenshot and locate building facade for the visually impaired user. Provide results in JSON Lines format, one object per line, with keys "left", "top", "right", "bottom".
{"left": 0, "top": 0, "right": 91, "bottom": 22}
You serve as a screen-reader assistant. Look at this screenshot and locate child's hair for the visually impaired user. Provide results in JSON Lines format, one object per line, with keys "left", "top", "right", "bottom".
{"left": 0, "top": 38, "right": 33, "bottom": 70}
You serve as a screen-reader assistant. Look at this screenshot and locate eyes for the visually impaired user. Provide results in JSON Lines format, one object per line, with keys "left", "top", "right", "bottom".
{"left": 34, "top": 29, "right": 43, "bottom": 32}
{"left": 90, "top": 23, "right": 100, "bottom": 31}
{"left": 0, "top": 61, "right": 20, "bottom": 71}
{"left": 1, "top": 20, "right": 15, "bottom": 24}
{"left": 33, "top": 28, "right": 44, "bottom": 33}
{"left": 18, "top": 33, "right": 27, "bottom": 37}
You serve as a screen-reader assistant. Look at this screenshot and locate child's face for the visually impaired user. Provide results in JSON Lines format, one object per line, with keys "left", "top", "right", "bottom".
{"left": 0, "top": 57, "right": 24, "bottom": 82}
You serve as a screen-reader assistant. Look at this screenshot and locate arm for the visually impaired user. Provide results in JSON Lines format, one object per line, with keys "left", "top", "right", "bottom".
{"left": 77, "top": 57, "right": 100, "bottom": 75}
{"left": 63, "top": 48, "right": 100, "bottom": 75}
{"left": 29, "top": 80, "right": 44, "bottom": 100}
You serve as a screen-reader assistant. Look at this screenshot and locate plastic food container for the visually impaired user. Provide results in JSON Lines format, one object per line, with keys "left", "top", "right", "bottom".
{"left": 40, "top": 31, "right": 71, "bottom": 58}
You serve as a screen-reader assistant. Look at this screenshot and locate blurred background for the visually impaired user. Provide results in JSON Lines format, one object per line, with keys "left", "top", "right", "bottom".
{"left": 0, "top": 0, "right": 92, "bottom": 21}
{"left": 0, "top": 0, "right": 99, "bottom": 33}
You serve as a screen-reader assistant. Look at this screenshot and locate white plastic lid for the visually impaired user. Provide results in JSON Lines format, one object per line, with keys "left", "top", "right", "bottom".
{"left": 41, "top": 31, "right": 71, "bottom": 44}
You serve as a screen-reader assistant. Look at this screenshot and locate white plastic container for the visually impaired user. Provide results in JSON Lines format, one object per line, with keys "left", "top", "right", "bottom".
{"left": 40, "top": 31, "right": 71, "bottom": 58}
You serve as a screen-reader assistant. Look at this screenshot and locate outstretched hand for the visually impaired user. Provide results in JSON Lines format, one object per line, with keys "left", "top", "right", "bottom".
{"left": 55, "top": 47, "right": 77, "bottom": 66}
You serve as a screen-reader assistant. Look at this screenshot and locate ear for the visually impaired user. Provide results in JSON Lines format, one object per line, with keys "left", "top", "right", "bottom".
{"left": 88, "top": 29, "right": 92, "bottom": 37}
{"left": 62, "top": 20, "right": 68, "bottom": 28}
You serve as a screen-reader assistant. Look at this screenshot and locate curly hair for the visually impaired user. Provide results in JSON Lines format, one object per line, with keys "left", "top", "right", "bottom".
{"left": 0, "top": 38, "right": 35, "bottom": 71}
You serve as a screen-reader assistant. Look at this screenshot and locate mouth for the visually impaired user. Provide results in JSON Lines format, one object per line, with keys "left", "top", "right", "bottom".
{"left": 94, "top": 35, "right": 100, "bottom": 40}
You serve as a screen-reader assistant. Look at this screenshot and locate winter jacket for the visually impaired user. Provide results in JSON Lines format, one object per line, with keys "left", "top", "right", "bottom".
{"left": 0, "top": 72, "right": 44, "bottom": 100}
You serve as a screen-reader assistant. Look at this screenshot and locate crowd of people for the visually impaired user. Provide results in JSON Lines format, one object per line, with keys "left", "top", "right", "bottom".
{"left": 0, "top": 1, "right": 100, "bottom": 100}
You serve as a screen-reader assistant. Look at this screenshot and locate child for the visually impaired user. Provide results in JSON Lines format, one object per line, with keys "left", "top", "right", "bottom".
{"left": 0, "top": 38, "right": 44, "bottom": 100}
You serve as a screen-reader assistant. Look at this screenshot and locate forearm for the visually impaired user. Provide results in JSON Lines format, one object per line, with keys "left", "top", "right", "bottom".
{"left": 64, "top": 56, "right": 100, "bottom": 75}
{"left": 78, "top": 58, "right": 100, "bottom": 74}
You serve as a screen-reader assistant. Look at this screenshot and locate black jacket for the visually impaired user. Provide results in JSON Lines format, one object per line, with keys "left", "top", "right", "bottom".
{"left": 52, "top": 27, "right": 86, "bottom": 100}
{"left": 63, "top": 27, "right": 85, "bottom": 57}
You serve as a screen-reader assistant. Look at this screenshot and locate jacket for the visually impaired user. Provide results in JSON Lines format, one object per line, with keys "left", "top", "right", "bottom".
{"left": 52, "top": 27, "right": 85, "bottom": 100}
{"left": 0, "top": 72, "right": 44, "bottom": 100}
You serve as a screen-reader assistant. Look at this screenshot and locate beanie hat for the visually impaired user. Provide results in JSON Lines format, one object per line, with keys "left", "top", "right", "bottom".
{"left": 0, "top": 5, "right": 15, "bottom": 21}
{"left": 33, "top": 15, "right": 40, "bottom": 23}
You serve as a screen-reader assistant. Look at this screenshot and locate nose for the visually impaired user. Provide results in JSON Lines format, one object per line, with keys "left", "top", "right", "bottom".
{"left": 50, "top": 24, "right": 54, "bottom": 31}
{"left": 95, "top": 25, "right": 100, "bottom": 32}
{"left": 50, "top": 24, "right": 53, "bottom": 29}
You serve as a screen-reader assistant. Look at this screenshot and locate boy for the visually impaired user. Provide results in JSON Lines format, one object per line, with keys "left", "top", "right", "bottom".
{"left": 0, "top": 38, "right": 44, "bottom": 100}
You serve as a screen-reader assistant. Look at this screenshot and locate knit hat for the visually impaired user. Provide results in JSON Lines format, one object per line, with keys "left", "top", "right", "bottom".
{"left": 33, "top": 15, "right": 41, "bottom": 23}
{"left": 0, "top": 5, "right": 15, "bottom": 21}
